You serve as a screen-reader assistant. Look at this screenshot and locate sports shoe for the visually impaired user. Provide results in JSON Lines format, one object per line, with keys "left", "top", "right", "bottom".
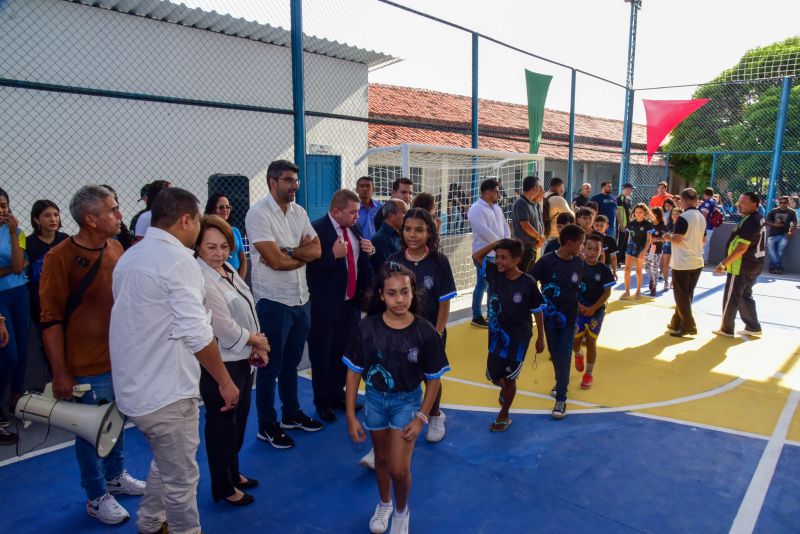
{"left": 574, "top": 351, "right": 585, "bottom": 373}
{"left": 389, "top": 509, "right": 410, "bottom": 534}
{"left": 360, "top": 447, "right": 375, "bottom": 469}
{"left": 471, "top": 316, "right": 489, "bottom": 328}
{"left": 257, "top": 422, "right": 295, "bottom": 449}
{"left": 551, "top": 400, "right": 567, "bottom": 420}
{"left": 736, "top": 329, "right": 763, "bottom": 337}
{"left": 0, "top": 413, "right": 9, "bottom": 428}
{"left": 712, "top": 329, "right": 734, "bottom": 338}
{"left": 580, "top": 373, "right": 593, "bottom": 389}
{"left": 369, "top": 501, "right": 394, "bottom": 534}
{"left": 280, "top": 412, "right": 323, "bottom": 432}
{"left": 106, "top": 470, "right": 146, "bottom": 496}
{"left": 550, "top": 385, "right": 557, "bottom": 399}
{"left": 426, "top": 410, "right": 446, "bottom": 443}
{"left": 86, "top": 493, "right": 130, "bottom": 525}
{"left": 0, "top": 426, "right": 17, "bottom": 445}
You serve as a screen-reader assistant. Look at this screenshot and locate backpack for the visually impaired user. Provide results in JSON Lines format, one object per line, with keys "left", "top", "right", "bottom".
{"left": 709, "top": 207, "right": 723, "bottom": 228}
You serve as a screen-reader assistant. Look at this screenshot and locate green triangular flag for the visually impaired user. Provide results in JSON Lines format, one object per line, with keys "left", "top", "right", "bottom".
{"left": 525, "top": 69, "right": 553, "bottom": 155}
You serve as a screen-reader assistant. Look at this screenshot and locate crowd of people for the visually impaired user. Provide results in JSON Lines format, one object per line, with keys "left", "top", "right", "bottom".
{"left": 0, "top": 164, "right": 790, "bottom": 534}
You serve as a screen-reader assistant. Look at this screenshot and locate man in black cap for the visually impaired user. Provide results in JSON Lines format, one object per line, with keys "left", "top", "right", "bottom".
{"left": 616, "top": 183, "right": 635, "bottom": 265}
{"left": 129, "top": 184, "right": 150, "bottom": 240}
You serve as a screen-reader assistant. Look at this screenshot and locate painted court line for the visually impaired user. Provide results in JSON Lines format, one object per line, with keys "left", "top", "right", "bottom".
{"left": 627, "top": 412, "right": 769, "bottom": 442}
{"left": 730, "top": 389, "right": 800, "bottom": 534}
{"left": 441, "top": 375, "right": 599, "bottom": 407}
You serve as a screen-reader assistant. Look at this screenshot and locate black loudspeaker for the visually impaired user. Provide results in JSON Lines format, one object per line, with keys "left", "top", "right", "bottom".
{"left": 208, "top": 174, "right": 250, "bottom": 232}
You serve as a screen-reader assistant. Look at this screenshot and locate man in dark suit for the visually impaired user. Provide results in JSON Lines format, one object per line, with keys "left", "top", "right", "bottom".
{"left": 371, "top": 199, "right": 408, "bottom": 272}
{"left": 306, "top": 189, "right": 374, "bottom": 422}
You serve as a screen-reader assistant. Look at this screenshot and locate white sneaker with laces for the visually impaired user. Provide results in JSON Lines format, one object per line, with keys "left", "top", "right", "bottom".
{"left": 87, "top": 493, "right": 130, "bottom": 525}
{"left": 359, "top": 448, "right": 375, "bottom": 470}
{"left": 106, "top": 470, "right": 146, "bottom": 495}
{"left": 389, "top": 509, "right": 410, "bottom": 534}
{"left": 736, "top": 329, "right": 763, "bottom": 337}
{"left": 426, "top": 410, "right": 446, "bottom": 443}
{"left": 369, "top": 501, "right": 394, "bottom": 534}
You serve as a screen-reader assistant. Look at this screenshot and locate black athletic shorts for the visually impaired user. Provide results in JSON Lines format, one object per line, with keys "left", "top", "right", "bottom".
{"left": 486, "top": 353, "right": 524, "bottom": 382}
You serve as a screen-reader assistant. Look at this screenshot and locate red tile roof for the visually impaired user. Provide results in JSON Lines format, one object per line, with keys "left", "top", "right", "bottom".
{"left": 368, "top": 84, "right": 647, "bottom": 164}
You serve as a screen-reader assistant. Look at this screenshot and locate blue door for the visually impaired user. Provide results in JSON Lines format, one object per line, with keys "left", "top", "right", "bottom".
{"left": 300, "top": 155, "right": 341, "bottom": 221}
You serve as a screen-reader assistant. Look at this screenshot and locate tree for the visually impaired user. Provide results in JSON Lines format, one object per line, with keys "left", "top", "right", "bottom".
{"left": 664, "top": 37, "right": 800, "bottom": 192}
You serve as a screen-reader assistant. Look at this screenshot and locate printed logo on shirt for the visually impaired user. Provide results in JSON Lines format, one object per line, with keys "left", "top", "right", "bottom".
{"left": 423, "top": 276, "right": 434, "bottom": 289}
{"left": 571, "top": 272, "right": 580, "bottom": 284}
{"left": 407, "top": 347, "right": 419, "bottom": 363}
{"left": 512, "top": 292, "right": 523, "bottom": 304}
{"left": 594, "top": 273, "right": 601, "bottom": 281}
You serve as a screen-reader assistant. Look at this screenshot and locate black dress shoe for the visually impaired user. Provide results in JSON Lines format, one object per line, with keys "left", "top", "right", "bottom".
{"left": 318, "top": 407, "right": 337, "bottom": 422}
{"left": 235, "top": 475, "right": 259, "bottom": 489}
{"left": 224, "top": 492, "right": 255, "bottom": 506}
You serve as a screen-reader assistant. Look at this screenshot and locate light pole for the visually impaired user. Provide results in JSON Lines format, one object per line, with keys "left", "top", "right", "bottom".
{"left": 618, "top": 0, "right": 642, "bottom": 194}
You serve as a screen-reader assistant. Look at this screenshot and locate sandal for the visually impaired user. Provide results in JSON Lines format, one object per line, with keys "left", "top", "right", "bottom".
{"left": 490, "top": 419, "right": 512, "bottom": 432}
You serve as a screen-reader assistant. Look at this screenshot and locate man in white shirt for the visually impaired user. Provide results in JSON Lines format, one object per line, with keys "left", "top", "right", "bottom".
{"left": 467, "top": 178, "right": 510, "bottom": 327}
{"left": 245, "top": 160, "right": 323, "bottom": 450}
{"left": 663, "top": 188, "right": 706, "bottom": 337}
{"left": 110, "top": 188, "right": 239, "bottom": 534}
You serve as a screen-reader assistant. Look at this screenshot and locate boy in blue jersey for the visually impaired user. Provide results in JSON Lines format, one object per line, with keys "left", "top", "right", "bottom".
{"left": 473, "top": 238, "right": 545, "bottom": 432}
{"left": 530, "top": 224, "right": 585, "bottom": 419}
{"left": 573, "top": 234, "right": 615, "bottom": 390}
{"left": 543, "top": 212, "right": 576, "bottom": 256}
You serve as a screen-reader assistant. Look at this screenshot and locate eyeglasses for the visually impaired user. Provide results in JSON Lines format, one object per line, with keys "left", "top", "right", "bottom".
{"left": 280, "top": 177, "right": 301, "bottom": 186}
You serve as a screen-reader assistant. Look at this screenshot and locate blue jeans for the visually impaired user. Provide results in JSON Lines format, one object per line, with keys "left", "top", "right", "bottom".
{"left": 255, "top": 299, "right": 310, "bottom": 428}
{"left": 73, "top": 371, "right": 124, "bottom": 500}
{"left": 703, "top": 229, "right": 714, "bottom": 262}
{"left": 0, "top": 283, "right": 30, "bottom": 402}
{"left": 767, "top": 235, "right": 789, "bottom": 269}
{"left": 471, "top": 257, "right": 494, "bottom": 320}
{"left": 544, "top": 321, "right": 575, "bottom": 402}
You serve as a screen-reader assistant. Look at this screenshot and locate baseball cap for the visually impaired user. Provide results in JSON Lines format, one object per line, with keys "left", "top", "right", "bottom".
{"left": 138, "top": 184, "right": 149, "bottom": 202}
{"left": 622, "top": 183, "right": 636, "bottom": 189}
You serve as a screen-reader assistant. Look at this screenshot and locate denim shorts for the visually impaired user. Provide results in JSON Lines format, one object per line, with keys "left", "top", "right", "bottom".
{"left": 363, "top": 386, "right": 422, "bottom": 431}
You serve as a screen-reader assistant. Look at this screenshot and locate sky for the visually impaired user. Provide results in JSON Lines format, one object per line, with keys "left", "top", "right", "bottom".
{"left": 189, "top": 0, "right": 800, "bottom": 122}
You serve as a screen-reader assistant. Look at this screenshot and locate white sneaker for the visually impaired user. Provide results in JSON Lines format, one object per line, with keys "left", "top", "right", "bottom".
{"left": 106, "top": 470, "right": 146, "bottom": 495}
{"left": 369, "top": 501, "right": 394, "bottom": 534}
{"left": 389, "top": 509, "right": 410, "bottom": 534}
{"left": 736, "top": 329, "right": 763, "bottom": 337}
{"left": 359, "top": 448, "right": 375, "bottom": 470}
{"left": 426, "top": 410, "right": 446, "bottom": 443}
{"left": 87, "top": 493, "right": 130, "bottom": 525}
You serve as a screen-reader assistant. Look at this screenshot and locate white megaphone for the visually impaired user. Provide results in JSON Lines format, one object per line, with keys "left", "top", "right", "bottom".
{"left": 14, "top": 383, "right": 126, "bottom": 458}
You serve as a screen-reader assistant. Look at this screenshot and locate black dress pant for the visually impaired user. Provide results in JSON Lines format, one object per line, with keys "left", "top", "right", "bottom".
{"left": 200, "top": 359, "right": 254, "bottom": 501}
{"left": 669, "top": 268, "right": 702, "bottom": 333}
{"left": 308, "top": 299, "right": 360, "bottom": 411}
{"left": 720, "top": 272, "right": 761, "bottom": 333}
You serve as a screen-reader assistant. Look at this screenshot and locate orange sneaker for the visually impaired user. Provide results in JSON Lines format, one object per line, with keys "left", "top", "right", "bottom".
{"left": 574, "top": 352, "right": 585, "bottom": 373}
{"left": 580, "top": 373, "right": 593, "bottom": 389}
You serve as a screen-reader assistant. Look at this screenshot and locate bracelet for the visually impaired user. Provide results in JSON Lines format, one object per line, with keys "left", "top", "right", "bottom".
{"left": 415, "top": 411, "right": 429, "bottom": 425}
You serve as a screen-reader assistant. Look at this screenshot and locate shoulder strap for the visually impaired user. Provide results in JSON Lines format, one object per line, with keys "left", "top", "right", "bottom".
{"left": 63, "top": 244, "right": 105, "bottom": 330}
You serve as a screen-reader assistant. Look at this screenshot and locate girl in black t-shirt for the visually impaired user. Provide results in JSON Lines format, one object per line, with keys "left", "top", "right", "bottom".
{"left": 387, "top": 208, "right": 456, "bottom": 443}
{"left": 661, "top": 207, "right": 682, "bottom": 291}
{"left": 343, "top": 263, "right": 449, "bottom": 534}
{"left": 646, "top": 207, "right": 668, "bottom": 295}
{"left": 622, "top": 203, "right": 654, "bottom": 300}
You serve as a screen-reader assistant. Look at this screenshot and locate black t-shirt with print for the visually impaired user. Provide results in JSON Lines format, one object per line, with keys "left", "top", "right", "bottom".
{"left": 626, "top": 219, "right": 655, "bottom": 257}
{"left": 483, "top": 261, "right": 544, "bottom": 361}
{"left": 725, "top": 213, "right": 766, "bottom": 276}
{"left": 652, "top": 222, "right": 668, "bottom": 254}
{"left": 387, "top": 251, "right": 457, "bottom": 327}
{"left": 600, "top": 233, "right": 618, "bottom": 265}
{"left": 343, "top": 315, "right": 449, "bottom": 393}
{"left": 529, "top": 251, "right": 583, "bottom": 328}
{"left": 578, "top": 262, "right": 615, "bottom": 310}
{"left": 766, "top": 208, "right": 797, "bottom": 236}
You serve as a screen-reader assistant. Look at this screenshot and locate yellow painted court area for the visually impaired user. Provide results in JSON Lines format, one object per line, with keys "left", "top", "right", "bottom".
{"left": 442, "top": 286, "right": 800, "bottom": 439}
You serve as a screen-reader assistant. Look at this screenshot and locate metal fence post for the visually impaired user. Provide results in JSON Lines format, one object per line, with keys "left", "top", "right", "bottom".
{"left": 766, "top": 76, "right": 792, "bottom": 210}
{"left": 710, "top": 153, "right": 717, "bottom": 189}
{"left": 471, "top": 32, "right": 479, "bottom": 201}
{"left": 664, "top": 152, "right": 670, "bottom": 187}
{"left": 618, "top": 0, "right": 641, "bottom": 194}
{"left": 290, "top": 0, "right": 307, "bottom": 207}
{"left": 567, "top": 69, "right": 576, "bottom": 201}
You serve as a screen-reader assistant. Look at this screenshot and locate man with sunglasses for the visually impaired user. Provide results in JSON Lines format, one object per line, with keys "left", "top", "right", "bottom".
{"left": 765, "top": 196, "right": 797, "bottom": 275}
{"left": 245, "top": 160, "right": 324, "bottom": 449}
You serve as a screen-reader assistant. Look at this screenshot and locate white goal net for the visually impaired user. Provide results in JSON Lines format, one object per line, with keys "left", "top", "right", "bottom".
{"left": 354, "top": 144, "right": 545, "bottom": 295}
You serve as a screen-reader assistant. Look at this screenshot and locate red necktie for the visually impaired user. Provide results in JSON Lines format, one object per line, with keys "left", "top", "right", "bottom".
{"left": 340, "top": 226, "right": 357, "bottom": 300}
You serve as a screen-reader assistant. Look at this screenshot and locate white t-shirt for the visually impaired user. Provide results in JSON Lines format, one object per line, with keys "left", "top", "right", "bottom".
{"left": 110, "top": 227, "right": 213, "bottom": 417}
{"left": 467, "top": 198, "right": 510, "bottom": 255}
{"left": 245, "top": 193, "right": 317, "bottom": 306}
{"left": 670, "top": 208, "right": 705, "bottom": 271}
{"left": 134, "top": 211, "right": 152, "bottom": 237}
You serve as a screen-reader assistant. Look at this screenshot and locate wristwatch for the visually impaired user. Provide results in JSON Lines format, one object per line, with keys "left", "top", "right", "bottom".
{"left": 285, "top": 247, "right": 294, "bottom": 257}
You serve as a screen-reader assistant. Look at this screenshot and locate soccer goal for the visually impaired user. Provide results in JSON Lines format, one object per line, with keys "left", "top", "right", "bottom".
{"left": 354, "top": 144, "right": 545, "bottom": 295}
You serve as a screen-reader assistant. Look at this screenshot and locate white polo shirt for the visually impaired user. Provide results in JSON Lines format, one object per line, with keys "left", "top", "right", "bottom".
{"left": 110, "top": 227, "right": 213, "bottom": 417}
{"left": 245, "top": 193, "right": 317, "bottom": 306}
{"left": 467, "top": 198, "right": 510, "bottom": 255}
{"left": 670, "top": 207, "right": 706, "bottom": 271}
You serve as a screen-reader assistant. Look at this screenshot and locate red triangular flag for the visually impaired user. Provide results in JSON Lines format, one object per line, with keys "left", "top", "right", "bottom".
{"left": 643, "top": 99, "right": 709, "bottom": 163}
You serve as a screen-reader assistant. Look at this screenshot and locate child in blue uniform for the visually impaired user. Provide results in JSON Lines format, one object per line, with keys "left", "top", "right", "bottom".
{"left": 344, "top": 263, "right": 449, "bottom": 534}
{"left": 622, "top": 203, "right": 654, "bottom": 300}
{"left": 543, "top": 212, "right": 576, "bottom": 255}
{"left": 530, "top": 224, "right": 585, "bottom": 419}
{"left": 573, "top": 234, "right": 614, "bottom": 390}
{"left": 472, "top": 238, "right": 545, "bottom": 431}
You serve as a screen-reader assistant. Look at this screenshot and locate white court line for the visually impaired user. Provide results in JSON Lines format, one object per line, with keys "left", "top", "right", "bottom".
{"left": 441, "top": 375, "right": 599, "bottom": 407}
{"left": 628, "top": 412, "right": 769, "bottom": 442}
{"left": 730, "top": 390, "right": 800, "bottom": 534}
